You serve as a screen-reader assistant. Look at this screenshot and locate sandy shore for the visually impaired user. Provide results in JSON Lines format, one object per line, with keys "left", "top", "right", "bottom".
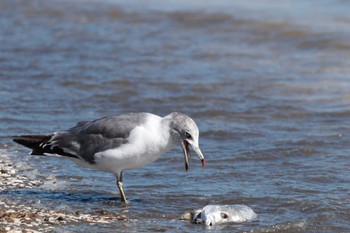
{"left": 0, "top": 154, "right": 129, "bottom": 233}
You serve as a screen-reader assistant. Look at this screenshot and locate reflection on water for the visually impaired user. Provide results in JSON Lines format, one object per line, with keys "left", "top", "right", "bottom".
{"left": 1, "top": 0, "right": 350, "bottom": 232}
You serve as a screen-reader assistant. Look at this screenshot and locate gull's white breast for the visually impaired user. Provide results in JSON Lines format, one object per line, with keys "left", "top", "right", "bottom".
{"left": 93, "top": 114, "right": 174, "bottom": 175}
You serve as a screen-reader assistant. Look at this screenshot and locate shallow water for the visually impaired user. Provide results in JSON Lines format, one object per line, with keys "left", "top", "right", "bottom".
{"left": 1, "top": 0, "right": 350, "bottom": 232}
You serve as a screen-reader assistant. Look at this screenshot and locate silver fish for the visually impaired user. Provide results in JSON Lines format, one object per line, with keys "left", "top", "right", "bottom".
{"left": 182, "top": 204, "right": 257, "bottom": 226}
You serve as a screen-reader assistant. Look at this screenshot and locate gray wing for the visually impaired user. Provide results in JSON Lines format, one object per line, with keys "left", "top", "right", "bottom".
{"left": 50, "top": 113, "right": 148, "bottom": 164}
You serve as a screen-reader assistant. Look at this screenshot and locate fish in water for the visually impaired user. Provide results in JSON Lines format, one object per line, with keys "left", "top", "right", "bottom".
{"left": 182, "top": 204, "right": 257, "bottom": 226}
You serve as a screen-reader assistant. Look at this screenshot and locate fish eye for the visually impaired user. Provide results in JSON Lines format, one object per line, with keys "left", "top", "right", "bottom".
{"left": 185, "top": 131, "right": 192, "bottom": 139}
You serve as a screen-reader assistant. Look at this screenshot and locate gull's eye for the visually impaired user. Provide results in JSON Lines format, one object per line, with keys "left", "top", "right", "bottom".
{"left": 185, "top": 131, "right": 192, "bottom": 140}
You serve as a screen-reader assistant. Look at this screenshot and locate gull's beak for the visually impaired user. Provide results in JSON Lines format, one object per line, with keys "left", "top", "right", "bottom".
{"left": 182, "top": 140, "right": 206, "bottom": 171}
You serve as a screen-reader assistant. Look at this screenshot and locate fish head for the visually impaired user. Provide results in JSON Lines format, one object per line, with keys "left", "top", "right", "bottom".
{"left": 201, "top": 205, "right": 231, "bottom": 226}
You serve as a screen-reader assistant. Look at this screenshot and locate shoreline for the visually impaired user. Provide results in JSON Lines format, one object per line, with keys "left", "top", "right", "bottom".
{"left": 0, "top": 154, "right": 128, "bottom": 232}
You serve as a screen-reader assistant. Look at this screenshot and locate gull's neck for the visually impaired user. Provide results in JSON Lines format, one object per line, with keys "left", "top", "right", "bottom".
{"left": 161, "top": 113, "right": 180, "bottom": 148}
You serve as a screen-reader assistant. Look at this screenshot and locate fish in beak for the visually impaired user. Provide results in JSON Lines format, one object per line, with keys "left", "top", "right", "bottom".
{"left": 182, "top": 139, "right": 206, "bottom": 171}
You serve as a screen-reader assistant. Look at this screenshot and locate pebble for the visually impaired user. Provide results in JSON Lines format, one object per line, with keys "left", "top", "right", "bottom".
{"left": 0, "top": 154, "right": 130, "bottom": 232}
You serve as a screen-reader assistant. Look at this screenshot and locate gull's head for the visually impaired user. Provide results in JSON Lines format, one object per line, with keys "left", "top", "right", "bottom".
{"left": 167, "top": 112, "right": 205, "bottom": 170}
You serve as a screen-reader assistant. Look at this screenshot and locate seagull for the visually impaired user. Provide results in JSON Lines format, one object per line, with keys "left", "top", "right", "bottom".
{"left": 11, "top": 112, "right": 206, "bottom": 203}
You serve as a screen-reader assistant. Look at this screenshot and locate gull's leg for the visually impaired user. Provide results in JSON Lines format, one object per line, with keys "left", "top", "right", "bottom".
{"left": 116, "top": 171, "right": 128, "bottom": 203}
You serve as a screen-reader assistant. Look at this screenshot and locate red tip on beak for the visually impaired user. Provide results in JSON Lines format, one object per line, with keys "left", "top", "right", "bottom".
{"left": 201, "top": 159, "right": 206, "bottom": 167}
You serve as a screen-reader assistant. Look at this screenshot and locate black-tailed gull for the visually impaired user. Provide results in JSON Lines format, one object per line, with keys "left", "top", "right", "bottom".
{"left": 11, "top": 112, "right": 206, "bottom": 203}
